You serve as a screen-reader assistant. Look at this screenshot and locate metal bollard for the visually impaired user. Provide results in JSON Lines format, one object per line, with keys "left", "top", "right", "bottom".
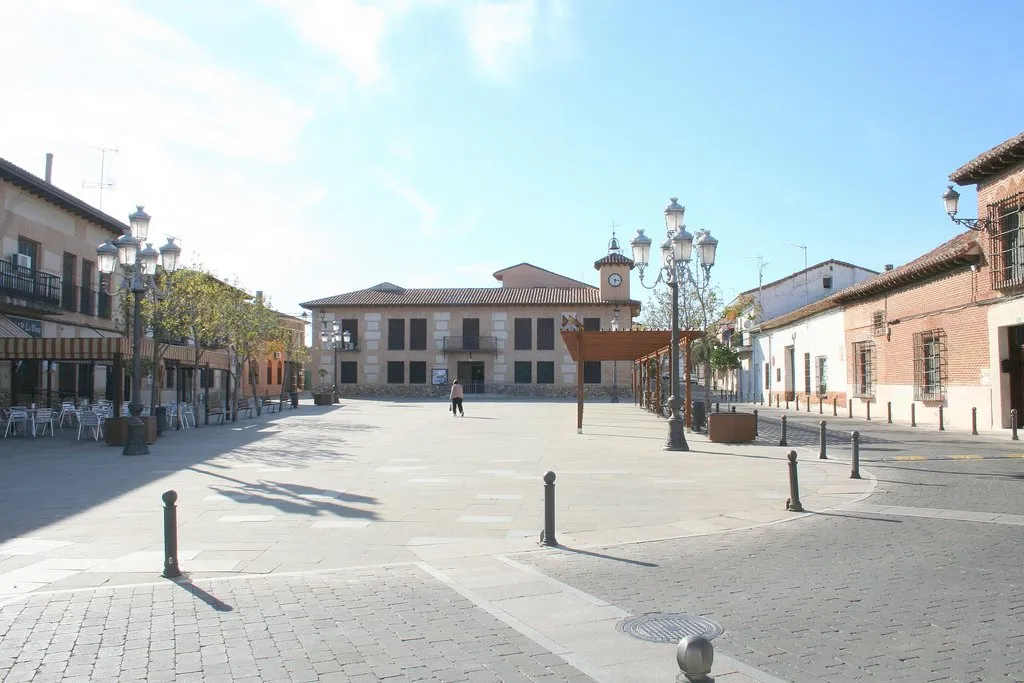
{"left": 911, "top": 403, "right": 916, "bottom": 427}
{"left": 785, "top": 398, "right": 789, "bottom": 410}
{"left": 866, "top": 401, "right": 871, "bottom": 421}
{"left": 833, "top": 397, "right": 837, "bottom": 416}
{"left": 850, "top": 431, "right": 861, "bottom": 479}
{"left": 795, "top": 395, "right": 800, "bottom": 411}
{"left": 753, "top": 409, "right": 759, "bottom": 436}
{"left": 939, "top": 405, "right": 945, "bottom": 431}
{"left": 1012, "top": 409, "right": 1019, "bottom": 441}
{"left": 819, "top": 420, "right": 827, "bottom": 459}
{"left": 730, "top": 405, "right": 736, "bottom": 413}
{"left": 806, "top": 395, "right": 811, "bottom": 413}
{"left": 786, "top": 451, "right": 804, "bottom": 512}
{"left": 819, "top": 397, "right": 823, "bottom": 414}
{"left": 677, "top": 635, "right": 714, "bottom": 682}
{"left": 887, "top": 401, "right": 892, "bottom": 424}
{"left": 972, "top": 407, "right": 978, "bottom": 435}
{"left": 540, "top": 471, "right": 558, "bottom": 546}
{"left": 162, "top": 490, "right": 182, "bottom": 579}
{"left": 779, "top": 415, "right": 788, "bottom": 446}
{"left": 848, "top": 400, "right": 853, "bottom": 418}
{"left": 715, "top": 402, "right": 720, "bottom": 413}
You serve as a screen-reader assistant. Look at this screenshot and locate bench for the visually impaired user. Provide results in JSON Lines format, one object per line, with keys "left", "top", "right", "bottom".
{"left": 261, "top": 397, "right": 285, "bottom": 414}
{"left": 207, "top": 404, "right": 226, "bottom": 425}
{"left": 236, "top": 398, "right": 253, "bottom": 419}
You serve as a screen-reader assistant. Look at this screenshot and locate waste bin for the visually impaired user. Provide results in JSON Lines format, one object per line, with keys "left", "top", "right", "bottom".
{"left": 155, "top": 406, "right": 169, "bottom": 435}
{"left": 691, "top": 400, "right": 707, "bottom": 433}
{"left": 289, "top": 391, "right": 299, "bottom": 409}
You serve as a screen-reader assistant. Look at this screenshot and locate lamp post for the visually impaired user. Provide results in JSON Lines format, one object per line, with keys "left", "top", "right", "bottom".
{"left": 942, "top": 185, "right": 993, "bottom": 231}
{"left": 97, "top": 206, "right": 181, "bottom": 456}
{"left": 631, "top": 198, "right": 719, "bottom": 452}
{"left": 610, "top": 306, "right": 620, "bottom": 403}
{"left": 320, "top": 316, "right": 353, "bottom": 394}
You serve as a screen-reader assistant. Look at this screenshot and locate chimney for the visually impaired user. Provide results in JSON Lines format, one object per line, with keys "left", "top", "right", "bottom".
{"left": 884, "top": 264, "right": 893, "bottom": 271}
{"left": 44, "top": 153, "right": 53, "bottom": 183}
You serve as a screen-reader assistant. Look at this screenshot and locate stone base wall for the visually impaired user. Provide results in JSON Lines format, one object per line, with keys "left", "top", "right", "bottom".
{"left": 332, "top": 384, "right": 634, "bottom": 399}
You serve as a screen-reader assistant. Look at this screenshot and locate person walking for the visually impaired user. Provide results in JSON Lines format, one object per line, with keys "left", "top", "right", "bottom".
{"left": 449, "top": 379, "right": 464, "bottom": 417}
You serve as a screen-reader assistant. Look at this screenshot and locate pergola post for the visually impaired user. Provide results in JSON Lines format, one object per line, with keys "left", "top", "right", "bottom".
{"left": 113, "top": 352, "right": 124, "bottom": 417}
{"left": 685, "top": 336, "right": 693, "bottom": 429}
{"left": 576, "top": 332, "right": 584, "bottom": 434}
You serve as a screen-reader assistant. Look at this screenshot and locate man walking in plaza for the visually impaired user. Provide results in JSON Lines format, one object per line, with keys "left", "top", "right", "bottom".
{"left": 450, "top": 379, "right": 464, "bottom": 416}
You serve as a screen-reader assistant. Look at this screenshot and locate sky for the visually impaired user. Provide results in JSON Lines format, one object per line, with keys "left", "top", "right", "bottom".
{"left": 1, "top": 0, "right": 1022, "bottom": 320}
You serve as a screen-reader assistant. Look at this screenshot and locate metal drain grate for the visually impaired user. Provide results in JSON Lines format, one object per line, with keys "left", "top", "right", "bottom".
{"left": 616, "top": 613, "right": 724, "bottom": 644}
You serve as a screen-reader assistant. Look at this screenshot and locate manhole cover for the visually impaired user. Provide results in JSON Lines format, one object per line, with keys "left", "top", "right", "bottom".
{"left": 616, "top": 613, "right": 724, "bottom": 644}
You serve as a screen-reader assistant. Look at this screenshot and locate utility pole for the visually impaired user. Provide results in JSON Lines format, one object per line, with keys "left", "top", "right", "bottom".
{"left": 783, "top": 243, "right": 808, "bottom": 307}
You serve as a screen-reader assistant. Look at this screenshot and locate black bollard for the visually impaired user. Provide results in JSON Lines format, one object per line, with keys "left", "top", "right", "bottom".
{"left": 848, "top": 400, "right": 853, "bottom": 418}
{"left": 715, "top": 402, "right": 720, "bottom": 413}
{"left": 850, "top": 431, "right": 861, "bottom": 479}
{"left": 785, "top": 398, "right": 790, "bottom": 410}
{"left": 795, "top": 395, "right": 800, "bottom": 411}
{"left": 786, "top": 451, "right": 804, "bottom": 512}
{"left": 779, "top": 415, "right": 788, "bottom": 447}
{"left": 833, "top": 397, "right": 838, "bottom": 416}
{"left": 866, "top": 401, "right": 871, "bottom": 421}
{"left": 730, "top": 405, "right": 736, "bottom": 413}
{"left": 819, "top": 397, "right": 823, "bottom": 414}
{"left": 887, "top": 401, "right": 892, "bottom": 424}
{"left": 911, "top": 403, "right": 917, "bottom": 427}
{"left": 540, "top": 471, "right": 558, "bottom": 547}
{"left": 1012, "top": 409, "right": 1019, "bottom": 441}
{"left": 806, "top": 395, "right": 811, "bottom": 413}
{"left": 162, "top": 490, "right": 182, "bottom": 579}
{"left": 753, "top": 409, "right": 759, "bottom": 436}
{"left": 819, "top": 420, "right": 828, "bottom": 459}
{"left": 972, "top": 407, "right": 978, "bottom": 435}
{"left": 939, "top": 405, "right": 945, "bottom": 431}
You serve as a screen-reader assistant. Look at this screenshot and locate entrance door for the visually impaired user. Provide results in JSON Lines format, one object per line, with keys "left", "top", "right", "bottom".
{"left": 1009, "top": 325, "right": 1024, "bottom": 428}
{"left": 12, "top": 360, "right": 40, "bottom": 404}
{"left": 457, "top": 361, "right": 485, "bottom": 394}
{"left": 785, "top": 346, "right": 796, "bottom": 401}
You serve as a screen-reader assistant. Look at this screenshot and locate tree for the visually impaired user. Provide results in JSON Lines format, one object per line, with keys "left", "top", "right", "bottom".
{"left": 220, "top": 289, "right": 280, "bottom": 419}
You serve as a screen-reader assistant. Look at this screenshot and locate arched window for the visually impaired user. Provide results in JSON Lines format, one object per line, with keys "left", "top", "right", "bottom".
{"left": 266, "top": 359, "right": 273, "bottom": 385}
{"left": 277, "top": 360, "right": 283, "bottom": 384}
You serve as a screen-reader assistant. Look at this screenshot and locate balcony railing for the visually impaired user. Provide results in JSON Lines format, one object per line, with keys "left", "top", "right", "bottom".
{"left": 442, "top": 335, "right": 500, "bottom": 354}
{"left": 0, "top": 260, "right": 61, "bottom": 309}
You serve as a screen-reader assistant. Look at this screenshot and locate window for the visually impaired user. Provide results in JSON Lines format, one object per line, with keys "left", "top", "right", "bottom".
{"left": 387, "top": 361, "right": 404, "bottom": 383}
{"left": 816, "top": 356, "right": 828, "bottom": 395}
{"left": 583, "top": 317, "right": 601, "bottom": 332}
{"left": 514, "top": 361, "right": 532, "bottom": 383}
{"left": 537, "top": 361, "right": 555, "bottom": 384}
{"left": 410, "top": 319, "right": 427, "bottom": 350}
{"left": 62, "top": 253, "right": 76, "bottom": 312}
{"left": 409, "top": 361, "right": 427, "bottom": 384}
{"left": 341, "top": 319, "right": 358, "bottom": 348}
{"left": 992, "top": 196, "right": 1024, "bottom": 288}
{"left": 803, "top": 353, "right": 811, "bottom": 395}
{"left": 77, "top": 364, "right": 93, "bottom": 397}
{"left": 463, "top": 318, "right": 480, "bottom": 351}
{"left": 16, "top": 237, "right": 38, "bottom": 270}
{"left": 80, "top": 260, "right": 95, "bottom": 316}
{"left": 388, "top": 319, "right": 405, "bottom": 350}
{"left": 514, "top": 318, "right": 532, "bottom": 350}
{"left": 277, "top": 361, "right": 283, "bottom": 384}
{"left": 536, "top": 318, "right": 555, "bottom": 350}
{"left": 340, "top": 361, "right": 358, "bottom": 384}
{"left": 98, "top": 274, "right": 112, "bottom": 318}
{"left": 764, "top": 363, "right": 771, "bottom": 390}
{"left": 872, "top": 311, "right": 885, "bottom": 336}
{"left": 583, "top": 360, "right": 602, "bottom": 384}
{"left": 822, "top": 276, "right": 833, "bottom": 289}
{"left": 914, "top": 330, "right": 945, "bottom": 401}
{"left": 853, "top": 341, "right": 875, "bottom": 397}
{"left": 266, "top": 360, "right": 273, "bottom": 385}
{"left": 165, "top": 363, "right": 176, "bottom": 388}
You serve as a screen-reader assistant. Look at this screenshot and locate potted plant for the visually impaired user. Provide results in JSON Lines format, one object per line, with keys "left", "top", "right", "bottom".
{"left": 313, "top": 371, "right": 334, "bottom": 406}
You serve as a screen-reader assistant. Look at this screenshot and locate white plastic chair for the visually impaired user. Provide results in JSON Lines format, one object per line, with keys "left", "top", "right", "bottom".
{"left": 77, "top": 410, "right": 103, "bottom": 441}
{"left": 32, "top": 408, "right": 56, "bottom": 437}
{"left": 4, "top": 407, "right": 28, "bottom": 438}
{"left": 58, "top": 402, "right": 78, "bottom": 430}
{"left": 180, "top": 404, "right": 195, "bottom": 429}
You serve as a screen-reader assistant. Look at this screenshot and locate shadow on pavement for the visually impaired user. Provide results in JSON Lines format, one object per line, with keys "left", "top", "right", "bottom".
{"left": 173, "top": 579, "right": 234, "bottom": 612}
{"left": 555, "top": 546, "right": 659, "bottom": 568}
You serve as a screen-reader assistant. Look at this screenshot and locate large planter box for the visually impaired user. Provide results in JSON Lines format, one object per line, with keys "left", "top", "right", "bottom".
{"left": 707, "top": 412, "right": 756, "bottom": 443}
{"left": 313, "top": 394, "right": 334, "bottom": 406}
{"left": 104, "top": 416, "right": 158, "bottom": 446}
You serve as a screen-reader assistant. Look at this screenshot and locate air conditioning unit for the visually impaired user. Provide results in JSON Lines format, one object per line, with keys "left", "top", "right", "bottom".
{"left": 741, "top": 318, "right": 754, "bottom": 330}
{"left": 11, "top": 253, "right": 31, "bottom": 269}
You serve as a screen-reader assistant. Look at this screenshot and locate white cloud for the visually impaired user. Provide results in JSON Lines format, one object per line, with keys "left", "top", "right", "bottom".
{"left": 461, "top": 0, "right": 538, "bottom": 78}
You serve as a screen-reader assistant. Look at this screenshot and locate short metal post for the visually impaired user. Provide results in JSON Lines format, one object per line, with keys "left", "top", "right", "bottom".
{"left": 806, "top": 395, "right": 810, "bottom": 412}
{"left": 819, "top": 396, "right": 823, "bottom": 414}
{"left": 833, "top": 397, "right": 837, "bottom": 416}
{"left": 162, "top": 490, "right": 181, "bottom": 579}
{"left": 911, "top": 403, "right": 917, "bottom": 427}
{"left": 541, "top": 471, "right": 557, "bottom": 547}
{"left": 753, "top": 409, "right": 758, "bottom": 436}
{"left": 887, "top": 401, "right": 892, "bottom": 424}
{"left": 715, "top": 402, "right": 720, "bottom": 413}
{"left": 795, "top": 395, "right": 799, "bottom": 411}
{"left": 677, "top": 635, "right": 714, "bottom": 682}
{"left": 1012, "top": 409, "right": 1019, "bottom": 441}
{"left": 779, "top": 415, "right": 788, "bottom": 447}
{"left": 730, "top": 405, "right": 736, "bottom": 413}
{"left": 786, "top": 451, "right": 804, "bottom": 512}
{"left": 785, "top": 398, "right": 789, "bottom": 410}
{"left": 819, "top": 420, "right": 827, "bottom": 459}
{"left": 971, "top": 407, "right": 978, "bottom": 435}
{"left": 850, "top": 431, "right": 861, "bottom": 479}
{"left": 939, "top": 405, "right": 945, "bottom": 431}
{"left": 866, "top": 401, "right": 871, "bottom": 421}
{"left": 848, "top": 400, "right": 853, "bottom": 418}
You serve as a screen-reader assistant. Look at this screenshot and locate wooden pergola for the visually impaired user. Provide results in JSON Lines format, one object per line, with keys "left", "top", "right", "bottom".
{"left": 561, "top": 329, "right": 704, "bottom": 432}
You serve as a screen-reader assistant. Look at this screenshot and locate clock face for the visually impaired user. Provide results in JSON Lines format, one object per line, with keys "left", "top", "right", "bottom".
{"left": 608, "top": 273, "right": 622, "bottom": 287}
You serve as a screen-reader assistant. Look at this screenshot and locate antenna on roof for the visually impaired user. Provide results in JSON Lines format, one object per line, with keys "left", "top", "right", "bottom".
{"left": 82, "top": 145, "right": 118, "bottom": 210}
{"left": 782, "top": 242, "right": 809, "bottom": 306}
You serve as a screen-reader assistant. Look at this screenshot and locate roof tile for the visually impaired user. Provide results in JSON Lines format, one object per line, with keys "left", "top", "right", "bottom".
{"left": 302, "top": 286, "right": 638, "bottom": 309}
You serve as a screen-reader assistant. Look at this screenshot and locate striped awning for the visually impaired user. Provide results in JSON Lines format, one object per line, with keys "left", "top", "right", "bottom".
{"left": 0, "top": 336, "right": 232, "bottom": 370}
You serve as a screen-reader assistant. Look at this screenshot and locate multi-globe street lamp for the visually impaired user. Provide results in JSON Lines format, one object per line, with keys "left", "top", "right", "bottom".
{"left": 631, "top": 198, "right": 719, "bottom": 452}
{"left": 96, "top": 206, "right": 181, "bottom": 456}
{"left": 320, "top": 316, "right": 352, "bottom": 392}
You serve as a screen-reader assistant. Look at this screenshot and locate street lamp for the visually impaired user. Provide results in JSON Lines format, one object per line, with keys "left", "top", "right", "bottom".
{"left": 610, "top": 306, "right": 620, "bottom": 403}
{"left": 631, "top": 197, "right": 719, "bottom": 452}
{"left": 96, "top": 206, "right": 181, "bottom": 456}
{"left": 942, "top": 185, "right": 993, "bottom": 231}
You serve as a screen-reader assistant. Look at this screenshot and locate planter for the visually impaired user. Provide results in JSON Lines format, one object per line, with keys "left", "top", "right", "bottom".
{"left": 707, "top": 412, "right": 756, "bottom": 443}
{"left": 313, "top": 394, "right": 333, "bottom": 406}
{"left": 104, "top": 416, "right": 158, "bottom": 446}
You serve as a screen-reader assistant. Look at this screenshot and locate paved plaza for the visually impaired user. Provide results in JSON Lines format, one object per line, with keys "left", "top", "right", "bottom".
{"left": 0, "top": 398, "right": 1021, "bottom": 681}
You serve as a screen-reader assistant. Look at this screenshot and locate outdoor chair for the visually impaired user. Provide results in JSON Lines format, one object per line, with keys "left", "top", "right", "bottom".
{"left": 3, "top": 407, "right": 29, "bottom": 438}
{"left": 58, "top": 402, "right": 78, "bottom": 430}
{"left": 179, "top": 404, "right": 195, "bottom": 429}
{"left": 77, "top": 410, "right": 103, "bottom": 441}
{"left": 32, "top": 408, "right": 56, "bottom": 437}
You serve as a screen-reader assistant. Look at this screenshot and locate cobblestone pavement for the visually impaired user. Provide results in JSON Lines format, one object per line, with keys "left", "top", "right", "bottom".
{"left": 0, "top": 563, "right": 593, "bottom": 683}
{"left": 519, "top": 455, "right": 1024, "bottom": 683}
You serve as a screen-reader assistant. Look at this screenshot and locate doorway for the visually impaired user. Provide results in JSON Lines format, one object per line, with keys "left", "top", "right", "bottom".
{"left": 784, "top": 346, "right": 796, "bottom": 401}
{"left": 457, "top": 361, "right": 485, "bottom": 394}
{"left": 1009, "top": 325, "right": 1024, "bottom": 428}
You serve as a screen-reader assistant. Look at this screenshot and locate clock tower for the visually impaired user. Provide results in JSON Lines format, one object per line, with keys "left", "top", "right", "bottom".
{"left": 594, "top": 230, "right": 634, "bottom": 303}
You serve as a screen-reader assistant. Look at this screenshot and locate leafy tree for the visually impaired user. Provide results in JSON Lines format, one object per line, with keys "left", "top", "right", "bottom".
{"left": 220, "top": 289, "right": 281, "bottom": 419}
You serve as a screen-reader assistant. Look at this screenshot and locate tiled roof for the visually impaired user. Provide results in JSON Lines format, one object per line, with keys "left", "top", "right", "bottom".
{"left": 491, "top": 262, "right": 591, "bottom": 287}
{"left": 760, "top": 231, "right": 981, "bottom": 330}
{"left": 302, "top": 285, "right": 638, "bottom": 309}
{"left": 0, "top": 156, "right": 127, "bottom": 237}
{"left": 738, "top": 259, "right": 879, "bottom": 297}
{"left": 593, "top": 253, "right": 635, "bottom": 269}
{"left": 949, "top": 132, "right": 1024, "bottom": 185}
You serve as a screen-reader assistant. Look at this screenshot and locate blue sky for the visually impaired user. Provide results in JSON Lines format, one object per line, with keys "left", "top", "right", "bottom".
{"left": 0, "top": 0, "right": 1021, "bottom": 317}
